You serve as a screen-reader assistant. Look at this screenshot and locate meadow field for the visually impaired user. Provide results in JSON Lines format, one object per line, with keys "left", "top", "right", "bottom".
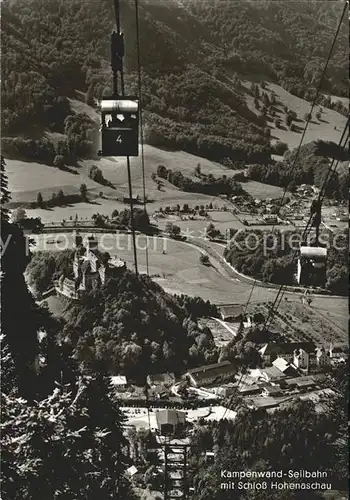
{"left": 242, "top": 81, "right": 348, "bottom": 150}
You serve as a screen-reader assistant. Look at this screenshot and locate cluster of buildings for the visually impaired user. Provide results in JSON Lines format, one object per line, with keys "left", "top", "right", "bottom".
{"left": 187, "top": 341, "right": 345, "bottom": 408}
{"left": 55, "top": 233, "right": 126, "bottom": 300}
{"left": 111, "top": 339, "right": 346, "bottom": 404}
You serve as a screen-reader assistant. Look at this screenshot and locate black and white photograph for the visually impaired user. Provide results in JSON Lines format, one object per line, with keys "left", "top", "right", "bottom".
{"left": 1, "top": 0, "right": 349, "bottom": 499}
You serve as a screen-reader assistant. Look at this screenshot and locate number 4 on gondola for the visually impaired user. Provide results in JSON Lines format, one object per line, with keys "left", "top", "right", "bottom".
{"left": 98, "top": 97, "right": 139, "bottom": 157}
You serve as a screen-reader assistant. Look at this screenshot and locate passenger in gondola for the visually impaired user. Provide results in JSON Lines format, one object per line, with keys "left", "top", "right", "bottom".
{"left": 108, "top": 114, "right": 123, "bottom": 127}
{"left": 123, "top": 114, "right": 137, "bottom": 127}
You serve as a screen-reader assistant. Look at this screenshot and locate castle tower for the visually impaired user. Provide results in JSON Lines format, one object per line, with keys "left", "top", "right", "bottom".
{"left": 73, "top": 230, "right": 83, "bottom": 248}
{"left": 87, "top": 235, "right": 98, "bottom": 252}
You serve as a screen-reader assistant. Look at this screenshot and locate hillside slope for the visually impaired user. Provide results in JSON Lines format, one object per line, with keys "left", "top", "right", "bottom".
{"left": 2, "top": 0, "right": 347, "bottom": 167}
{"left": 242, "top": 80, "right": 348, "bottom": 149}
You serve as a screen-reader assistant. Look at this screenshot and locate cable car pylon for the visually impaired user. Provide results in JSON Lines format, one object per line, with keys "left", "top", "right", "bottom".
{"left": 98, "top": 0, "right": 139, "bottom": 275}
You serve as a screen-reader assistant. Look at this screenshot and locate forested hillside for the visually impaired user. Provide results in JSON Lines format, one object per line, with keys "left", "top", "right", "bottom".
{"left": 183, "top": 0, "right": 348, "bottom": 98}
{"left": 2, "top": 0, "right": 347, "bottom": 167}
{"left": 26, "top": 251, "right": 221, "bottom": 376}
{"left": 247, "top": 140, "right": 349, "bottom": 199}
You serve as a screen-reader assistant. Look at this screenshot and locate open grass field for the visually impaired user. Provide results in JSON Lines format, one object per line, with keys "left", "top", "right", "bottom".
{"left": 25, "top": 199, "right": 127, "bottom": 224}
{"left": 155, "top": 210, "right": 293, "bottom": 238}
{"left": 5, "top": 159, "right": 102, "bottom": 203}
{"left": 242, "top": 80, "right": 348, "bottom": 150}
{"left": 154, "top": 210, "right": 245, "bottom": 238}
{"left": 243, "top": 180, "right": 284, "bottom": 199}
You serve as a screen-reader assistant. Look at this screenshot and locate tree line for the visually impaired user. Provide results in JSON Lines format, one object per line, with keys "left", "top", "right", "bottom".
{"left": 247, "top": 140, "right": 349, "bottom": 200}
{"left": 156, "top": 164, "right": 249, "bottom": 198}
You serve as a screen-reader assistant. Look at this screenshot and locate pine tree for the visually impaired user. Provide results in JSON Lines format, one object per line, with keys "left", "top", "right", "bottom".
{"left": 80, "top": 183, "right": 88, "bottom": 201}
{"left": 57, "top": 189, "right": 65, "bottom": 204}
{"left": 1, "top": 156, "right": 11, "bottom": 224}
{"left": 85, "top": 84, "right": 94, "bottom": 106}
{"left": 1, "top": 161, "right": 39, "bottom": 399}
{"left": 1, "top": 375, "right": 136, "bottom": 500}
{"left": 37, "top": 191, "right": 44, "bottom": 207}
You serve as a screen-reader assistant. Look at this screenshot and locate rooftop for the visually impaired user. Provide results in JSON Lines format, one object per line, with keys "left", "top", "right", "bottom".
{"left": 147, "top": 372, "right": 175, "bottom": 385}
{"left": 260, "top": 366, "right": 287, "bottom": 381}
{"left": 238, "top": 384, "right": 261, "bottom": 393}
{"left": 218, "top": 304, "right": 244, "bottom": 319}
{"left": 272, "top": 357, "right": 290, "bottom": 372}
{"left": 300, "top": 246, "right": 327, "bottom": 259}
{"left": 285, "top": 375, "right": 317, "bottom": 387}
{"left": 263, "top": 386, "right": 283, "bottom": 396}
{"left": 110, "top": 375, "right": 127, "bottom": 386}
{"left": 187, "top": 361, "right": 235, "bottom": 383}
{"left": 155, "top": 409, "right": 186, "bottom": 428}
{"left": 260, "top": 342, "right": 316, "bottom": 356}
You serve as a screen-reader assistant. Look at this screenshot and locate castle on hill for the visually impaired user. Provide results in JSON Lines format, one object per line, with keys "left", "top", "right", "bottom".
{"left": 55, "top": 232, "right": 126, "bottom": 300}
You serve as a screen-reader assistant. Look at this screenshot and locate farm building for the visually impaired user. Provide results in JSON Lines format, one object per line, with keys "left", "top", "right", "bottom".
{"left": 217, "top": 304, "right": 245, "bottom": 321}
{"left": 152, "top": 386, "right": 171, "bottom": 399}
{"left": 314, "top": 347, "right": 330, "bottom": 367}
{"left": 184, "top": 361, "right": 236, "bottom": 387}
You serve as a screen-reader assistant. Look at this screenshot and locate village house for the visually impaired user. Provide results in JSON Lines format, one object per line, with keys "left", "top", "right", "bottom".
{"left": 217, "top": 305, "right": 253, "bottom": 326}
{"left": 252, "top": 366, "right": 287, "bottom": 385}
{"left": 210, "top": 382, "right": 238, "bottom": 397}
{"left": 293, "top": 348, "right": 309, "bottom": 374}
{"left": 110, "top": 375, "right": 128, "bottom": 392}
{"left": 218, "top": 304, "right": 245, "bottom": 322}
{"left": 259, "top": 342, "right": 316, "bottom": 368}
{"left": 314, "top": 347, "right": 330, "bottom": 368}
{"left": 184, "top": 361, "right": 236, "bottom": 387}
{"left": 152, "top": 386, "right": 171, "bottom": 400}
{"left": 272, "top": 357, "right": 298, "bottom": 376}
{"left": 328, "top": 343, "right": 348, "bottom": 361}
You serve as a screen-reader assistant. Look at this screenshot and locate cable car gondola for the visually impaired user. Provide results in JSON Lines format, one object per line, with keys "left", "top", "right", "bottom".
{"left": 296, "top": 197, "right": 327, "bottom": 287}
{"left": 98, "top": 96, "right": 139, "bottom": 157}
{"left": 297, "top": 245, "right": 327, "bottom": 286}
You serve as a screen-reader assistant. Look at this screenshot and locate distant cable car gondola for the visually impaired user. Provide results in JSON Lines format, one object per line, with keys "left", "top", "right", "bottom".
{"left": 297, "top": 246, "right": 327, "bottom": 286}
{"left": 98, "top": 96, "right": 139, "bottom": 157}
{"left": 297, "top": 197, "right": 327, "bottom": 287}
